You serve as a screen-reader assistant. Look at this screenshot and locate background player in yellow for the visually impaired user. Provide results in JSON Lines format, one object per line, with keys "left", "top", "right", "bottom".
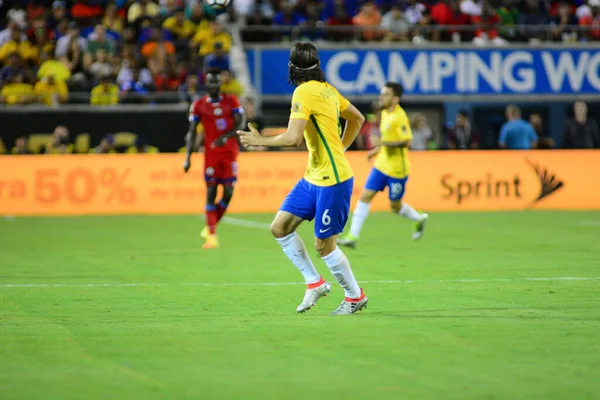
{"left": 237, "top": 42, "right": 368, "bottom": 316}
{"left": 338, "top": 82, "right": 428, "bottom": 249}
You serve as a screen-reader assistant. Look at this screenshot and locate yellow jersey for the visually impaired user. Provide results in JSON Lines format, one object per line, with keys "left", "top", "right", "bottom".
{"left": 34, "top": 80, "right": 69, "bottom": 106}
{"left": 289, "top": 81, "right": 353, "bottom": 187}
{"left": 90, "top": 84, "right": 119, "bottom": 106}
{"left": 374, "top": 104, "right": 412, "bottom": 178}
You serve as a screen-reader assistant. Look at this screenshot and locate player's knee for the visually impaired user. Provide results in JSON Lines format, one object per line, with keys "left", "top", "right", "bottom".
{"left": 314, "top": 237, "right": 336, "bottom": 257}
{"left": 270, "top": 221, "right": 289, "bottom": 239}
{"left": 360, "top": 191, "right": 375, "bottom": 203}
{"left": 390, "top": 201, "right": 402, "bottom": 213}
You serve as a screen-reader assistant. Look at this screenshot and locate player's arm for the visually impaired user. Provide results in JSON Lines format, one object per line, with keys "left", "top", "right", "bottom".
{"left": 238, "top": 118, "right": 306, "bottom": 148}
{"left": 183, "top": 118, "right": 198, "bottom": 173}
{"left": 340, "top": 103, "right": 366, "bottom": 150}
{"left": 211, "top": 112, "right": 243, "bottom": 148}
{"left": 381, "top": 128, "right": 412, "bottom": 148}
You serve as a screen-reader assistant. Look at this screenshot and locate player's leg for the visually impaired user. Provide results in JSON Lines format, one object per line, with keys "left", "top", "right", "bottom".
{"left": 216, "top": 182, "right": 234, "bottom": 223}
{"left": 315, "top": 178, "right": 367, "bottom": 315}
{"left": 215, "top": 159, "right": 238, "bottom": 223}
{"left": 388, "top": 176, "right": 428, "bottom": 240}
{"left": 202, "top": 183, "right": 220, "bottom": 248}
{"left": 275, "top": 179, "right": 330, "bottom": 313}
{"left": 337, "top": 167, "right": 386, "bottom": 248}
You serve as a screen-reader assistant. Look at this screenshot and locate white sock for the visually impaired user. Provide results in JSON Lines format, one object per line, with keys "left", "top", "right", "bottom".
{"left": 322, "top": 246, "right": 361, "bottom": 299}
{"left": 349, "top": 200, "right": 370, "bottom": 238}
{"left": 275, "top": 232, "right": 321, "bottom": 285}
{"left": 399, "top": 203, "right": 421, "bottom": 221}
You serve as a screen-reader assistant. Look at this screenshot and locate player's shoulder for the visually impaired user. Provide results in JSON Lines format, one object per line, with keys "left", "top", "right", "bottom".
{"left": 222, "top": 93, "right": 240, "bottom": 104}
{"left": 393, "top": 105, "right": 409, "bottom": 120}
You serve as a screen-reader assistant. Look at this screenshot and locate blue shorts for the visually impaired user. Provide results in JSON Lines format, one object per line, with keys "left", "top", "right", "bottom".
{"left": 280, "top": 178, "right": 353, "bottom": 239}
{"left": 364, "top": 167, "right": 408, "bottom": 201}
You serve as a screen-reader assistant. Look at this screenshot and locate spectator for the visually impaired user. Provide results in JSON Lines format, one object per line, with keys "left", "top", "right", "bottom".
{"left": 0, "top": 72, "right": 34, "bottom": 106}
{"left": 46, "top": 125, "right": 73, "bottom": 154}
{"left": 220, "top": 69, "right": 244, "bottom": 97}
{"left": 324, "top": 2, "right": 354, "bottom": 41}
{"left": 272, "top": 2, "right": 306, "bottom": 26}
{"left": 563, "top": 101, "right": 600, "bottom": 149}
{"left": 0, "top": 26, "right": 38, "bottom": 65}
{"left": 499, "top": 105, "right": 537, "bottom": 149}
{"left": 405, "top": 0, "right": 428, "bottom": 25}
{"left": 30, "top": 23, "right": 55, "bottom": 62}
{"left": 92, "top": 134, "right": 117, "bottom": 153}
{"left": 141, "top": 27, "right": 176, "bottom": 76}
{"left": 118, "top": 54, "right": 154, "bottom": 95}
{"left": 352, "top": 2, "right": 382, "bottom": 41}
{"left": 163, "top": 7, "right": 196, "bottom": 40}
{"left": 1, "top": 53, "right": 29, "bottom": 86}
{"left": 85, "top": 25, "right": 117, "bottom": 58}
{"left": 127, "top": 137, "right": 159, "bottom": 153}
{"left": 88, "top": 49, "right": 114, "bottom": 86}
{"left": 60, "top": 35, "right": 87, "bottom": 90}
{"left": 0, "top": 22, "right": 27, "bottom": 48}
{"left": 7, "top": 3, "right": 28, "bottom": 29}
{"left": 55, "top": 21, "right": 86, "bottom": 59}
{"left": 530, "top": 113, "right": 555, "bottom": 149}
{"left": 518, "top": 0, "right": 550, "bottom": 41}
{"left": 576, "top": 0, "right": 594, "bottom": 19}
{"left": 192, "top": 20, "right": 232, "bottom": 58}
{"left": 446, "top": 109, "right": 480, "bottom": 149}
{"left": 551, "top": 2, "right": 579, "bottom": 41}
{"left": 128, "top": 0, "right": 161, "bottom": 24}
{"left": 300, "top": 4, "right": 325, "bottom": 41}
{"left": 11, "top": 135, "right": 32, "bottom": 155}
{"left": 37, "top": 52, "right": 72, "bottom": 83}
{"left": 103, "top": 2, "right": 125, "bottom": 34}
{"left": 179, "top": 73, "right": 201, "bottom": 103}
{"left": 381, "top": 6, "right": 411, "bottom": 41}
{"left": 35, "top": 75, "right": 69, "bottom": 106}
{"left": 204, "top": 42, "right": 230, "bottom": 71}
{"left": 472, "top": 4, "right": 506, "bottom": 46}
{"left": 90, "top": 76, "right": 120, "bottom": 106}
{"left": 411, "top": 113, "right": 434, "bottom": 150}
{"left": 48, "top": 1, "right": 68, "bottom": 31}
{"left": 579, "top": 0, "right": 600, "bottom": 40}
{"left": 54, "top": 18, "right": 70, "bottom": 40}
{"left": 460, "top": 0, "right": 482, "bottom": 16}
{"left": 432, "top": 0, "right": 472, "bottom": 41}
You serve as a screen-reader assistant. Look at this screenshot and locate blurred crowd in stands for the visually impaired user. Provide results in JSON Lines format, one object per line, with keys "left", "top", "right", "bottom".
{"left": 0, "top": 0, "right": 243, "bottom": 106}
{"left": 1, "top": 0, "right": 600, "bottom": 107}
{"left": 240, "top": 0, "right": 600, "bottom": 44}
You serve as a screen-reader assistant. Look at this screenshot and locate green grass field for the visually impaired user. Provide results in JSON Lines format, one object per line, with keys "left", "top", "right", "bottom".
{"left": 1, "top": 211, "right": 600, "bottom": 400}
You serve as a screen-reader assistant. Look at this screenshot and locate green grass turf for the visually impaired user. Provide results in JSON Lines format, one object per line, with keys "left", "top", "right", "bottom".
{"left": 1, "top": 211, "right": 600, "bottom": 400}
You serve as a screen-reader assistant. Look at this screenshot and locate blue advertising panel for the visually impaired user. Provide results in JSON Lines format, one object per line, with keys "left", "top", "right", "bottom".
{"left": 249, "top": 48, "right": 600, "bottom": 96}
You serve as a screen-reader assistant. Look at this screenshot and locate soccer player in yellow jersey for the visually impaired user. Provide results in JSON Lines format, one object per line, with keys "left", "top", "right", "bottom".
{"left": 237, "top": 43, "right": 368, "bottom": 315}
{"left": 338, "top": 82, "right": 428, "bottom": 249}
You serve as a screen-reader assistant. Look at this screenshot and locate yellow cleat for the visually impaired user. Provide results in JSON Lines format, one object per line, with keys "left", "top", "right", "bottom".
{"left": 200, "top": 226, "right": 210, "bottom": 240}
{"left": 202, "top": 234, "right": 219, "bottom": 249}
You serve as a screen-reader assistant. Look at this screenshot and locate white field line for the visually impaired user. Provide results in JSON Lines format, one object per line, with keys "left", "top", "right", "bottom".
{"left": 0, "top": 277, "right": 598, "bottom": 289}
{"left": 579, "top": 221, "right": 600, "bottom": 226}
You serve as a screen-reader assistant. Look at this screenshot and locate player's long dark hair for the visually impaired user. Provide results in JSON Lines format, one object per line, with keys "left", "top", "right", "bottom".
{"left": 288, "top": 42, "right": 326, "bottom": 87}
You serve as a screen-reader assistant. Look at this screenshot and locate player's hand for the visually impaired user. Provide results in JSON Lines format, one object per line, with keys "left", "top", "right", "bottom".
{"left": 211, "top": 136, "right": 226, "bottom": 149}
{"left": 183, "top": 158, "right": 191, "bottom": 173}
{"left": 367, "top": 148, "right": 379, "bottom": 162}
{"left": 237, "top": 123, "right": 262, "bottom": 148}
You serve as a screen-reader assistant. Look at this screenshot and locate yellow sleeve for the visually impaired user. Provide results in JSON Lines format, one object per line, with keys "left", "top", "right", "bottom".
{"left": 33, "top": 82, "right": 42, "bottom": 95}
{"left": 338, "top": 91, "right": 350, "bottom": 113}
{"left": 290, "top": 86, "right": 311, "bottom": 120}
{"left": 397, "top": 111, "right": 413, "bottom": 140}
